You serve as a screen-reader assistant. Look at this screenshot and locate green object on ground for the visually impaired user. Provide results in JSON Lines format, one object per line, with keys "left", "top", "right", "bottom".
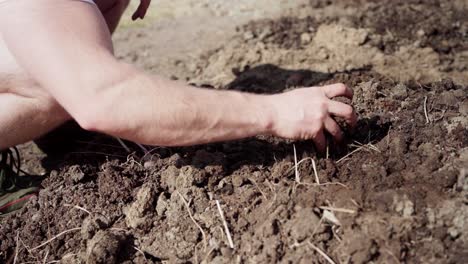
{"left": 0, "top": 148, "right": 41, "bottom": 217}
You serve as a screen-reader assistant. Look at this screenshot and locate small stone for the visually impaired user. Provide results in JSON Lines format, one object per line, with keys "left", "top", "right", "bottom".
{"left": 392, "top": 83, "right": 409, "bottom": 100}
{"left": 62, "top": 253, "right": 80, "bottom": 263}
{"left": 160, "top": 166, "right": 179, "bottom": 192}
{"left": 393, "top": 195, "right": 414, "bottom": 217}
{"left": 456, "top": 168, "right": 467, "bottom": 192}
{"left": 81, "top": 215, "right": 110, "bottom": 240}
{"left": 437, "top": 91, "right": 458, "bottom": 106}
{"left": 232, "top": 174, "right": 245, "bottom": 187}
{"left": 459, "top": 100, "right": 468, "bottom": 115}
{"left": 68, "top": 165, "right": 85, "bottom": 183}
{"left": 243, "top": 31, "right": 254, "bottom": 40}
{"left": 417, "top": 29, "right": 425, "bottom": 37}
{"left": 300, "top": 32, "right": 312, "bottom": 44}
{"left": 156, "top": 193, "right": 169, "bottom": 216}
{"left": 143, "top": 161, "right": 156, "bottom": 169}
{"left": 85, "top": 230, "right": 127, "bottom": 264}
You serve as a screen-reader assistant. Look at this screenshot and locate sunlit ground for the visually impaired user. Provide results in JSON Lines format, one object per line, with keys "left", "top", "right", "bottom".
{"left": 119, "top": 1, "right": 192, "bottom": 29}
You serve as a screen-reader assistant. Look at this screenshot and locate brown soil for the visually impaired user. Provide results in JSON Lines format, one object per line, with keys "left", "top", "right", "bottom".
{"left": 1, "top": 0, "right": 467, "bottom": 263}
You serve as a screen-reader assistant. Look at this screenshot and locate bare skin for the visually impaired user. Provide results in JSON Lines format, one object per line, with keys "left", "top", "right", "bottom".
{"left": 0, "top": 0, "right": 356, "bottom": 152}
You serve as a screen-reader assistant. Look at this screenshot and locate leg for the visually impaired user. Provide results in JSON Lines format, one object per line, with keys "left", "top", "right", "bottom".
{"left": 95, "top": 0, "right": 131, "bottom": 33}
{"left": 0, "top": 39, "right": 71, "bottom": 150}
{"left": 0, "top": 87, "right": 70, "bottom": 150}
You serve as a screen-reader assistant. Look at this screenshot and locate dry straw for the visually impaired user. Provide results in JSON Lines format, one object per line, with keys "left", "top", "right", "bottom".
{"left": 215, "top": 200, "right": 234, "bottom": 249}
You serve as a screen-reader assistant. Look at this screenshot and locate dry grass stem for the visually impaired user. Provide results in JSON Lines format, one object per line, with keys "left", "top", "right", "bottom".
{"left": 115, "top": 137, "right": 131, "bottom": 153}
{"left": 13, "top": 231, "right": 20, "bottom": 264}
{"left": 311, "top": 217, "right": 324, "bottom": 237}
{"left": 336, "top": 147, "right": 363, "bottom": 163}
{"left": 319, "top": 206, "right": 356, "bottom": 214}
{"left": 296, "top": 181, "right": 348, "bottom": 189}
{"left": 133, "top": 246, "right": 147, "bottom": 261}
{"left": 287, "top": 157, "right": 322, "bottom": 182}
{"left": 423, "top": 96, "right": 431, "bottom": 124}
{"left": 74, "top": 140, "right": 126, "bottom": 149}
{"left": 311, "top": 158, "right": 320, "bottom": 185}
{"left": 248, "top": 178, "right": 268, "bottom": 200}
{"left": 70, "top": 151, "right": 127, "bottom": 158}
{"left": 135, "top": 143, "right": 149, "bottom": 154}
{"left": 64, "top": 204, "right": 91, "bottom": 215}
{"left": 351, "top": 141, "right": 380, "bottom": 152}
{"left": 176, "top": 191, "right": 208, "bottom": 252}
{"left": 337, "top": 141, "right": 380, "bottom": 164}
{"left": 265, "top": 180, "right": 278, "bottom": 208}
{"left": 202, "top": 247, "right": 216, "bottom": 263}
{"left": 31, "top": 228, "right": 81, "bottom": 251}
{"left": 141, "top": 147, "right": 164, "bottom": 161}
{"left": 350, "top": 199, "right": 360, "bottom": 208}
{"left": 307, "top": 242, "right": 337, "bottom": 264}
{"left": 318, "top": 182, "right": 348, "bottom": 188}
{"left": 332, "top": 226, "right": 342, "bottom": 241}
{"left": 293, "top": 144, "right": 300, "bottom": 183}
{"left": 43, "top": 250, "right": 49, "bottom": 264}
{"left": 383, "top": 248, "right": 400, "bottom": 264}
{"left": 215, "top": 200, "right": 235, "bottom": 249}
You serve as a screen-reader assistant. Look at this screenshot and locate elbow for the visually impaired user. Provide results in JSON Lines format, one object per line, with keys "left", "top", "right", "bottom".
{"left": 71, "top": 63, "right": 138, "bottom": 134}
{"left": 72, "top": 94, "right": 133, "bottom": 137}
{"left": 73, "top": 102, "right": 110, "bottom": 133}
{"left": 71, "top": 93, "right": 122, "bottom": 134}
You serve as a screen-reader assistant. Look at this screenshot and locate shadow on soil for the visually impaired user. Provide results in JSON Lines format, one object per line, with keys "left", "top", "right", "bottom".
{"left": 227, "top": 63, "right": 331, "bottom": 93}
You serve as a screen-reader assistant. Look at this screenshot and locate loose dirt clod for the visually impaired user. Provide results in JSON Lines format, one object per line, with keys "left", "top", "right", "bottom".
{"left": 85, "top": 230, "right": 128, "bottom": 264}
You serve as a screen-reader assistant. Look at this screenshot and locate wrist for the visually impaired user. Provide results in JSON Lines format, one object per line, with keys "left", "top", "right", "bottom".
{"left": 256, "top": 94, "right": 277, "bottom": 135}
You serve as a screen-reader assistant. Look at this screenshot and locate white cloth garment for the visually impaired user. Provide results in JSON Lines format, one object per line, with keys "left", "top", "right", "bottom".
{"left": 77, "top": 0, "right": 96, "bottom": 5}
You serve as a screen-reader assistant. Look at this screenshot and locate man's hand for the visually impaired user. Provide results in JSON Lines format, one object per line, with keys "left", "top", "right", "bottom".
{"left": 132, "top": 0, "right": 151, "bottom": 20}
{"left": 268, "top": 83, "right": 357, "bottom": 152}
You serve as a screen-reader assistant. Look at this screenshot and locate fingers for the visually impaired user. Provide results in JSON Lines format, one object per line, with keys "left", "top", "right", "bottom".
{"left": 322, "top": 83, "right": 353, "bottom": 100}
{"left": 328, "top": 101, "right": 357, "bottom": 128}
{"left": 312, "top": 129, "right": 327, "bottom": 153}
{"left": 324, "top": 116, "right": 343, "bottom": 142}
{"left": 132, "top": 11, "right": 139, "bottom": 20}
{"left": 132, "top": 0, "right": 152, "bottom": 20}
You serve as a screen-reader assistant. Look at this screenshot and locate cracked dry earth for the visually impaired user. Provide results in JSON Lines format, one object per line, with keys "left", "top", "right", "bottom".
{"left": 1, "top": 0, "right": 467, "bottom": 263}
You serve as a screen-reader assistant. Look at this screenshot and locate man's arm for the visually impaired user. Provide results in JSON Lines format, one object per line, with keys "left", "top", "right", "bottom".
{"left": 0, "top": 0, "right": 356, "bottom": 150}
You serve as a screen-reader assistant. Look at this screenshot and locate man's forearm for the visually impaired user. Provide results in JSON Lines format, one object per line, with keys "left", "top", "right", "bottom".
{"left": 86, "top": 67, "right": 274, "bottom": 146}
